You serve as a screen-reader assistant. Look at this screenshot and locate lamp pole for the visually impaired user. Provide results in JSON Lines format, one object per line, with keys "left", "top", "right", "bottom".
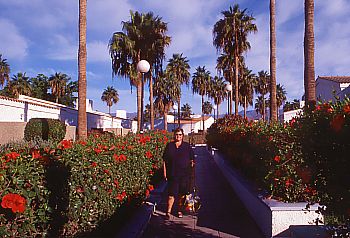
{"left": 225, "top": 83, "right": 232, "bottom": 115}
{"left": 137, "top": 60, "right": 150, "bottom": 132}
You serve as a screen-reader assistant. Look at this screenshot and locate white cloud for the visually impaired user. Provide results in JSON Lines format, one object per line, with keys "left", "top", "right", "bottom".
{"left": 87, "top": 0, "right": 133, "bottom": 36}
{"left": 276, "top": 1, "right": 303, "bottom": 26}
{"left": 46, "top": 34, "right": 76, "bottom": 60}
{"left": 0, "top": 19, "right": 28, "bottom": 59}
{"left": 87, "top": 41, "right": 110, "bottom": 63}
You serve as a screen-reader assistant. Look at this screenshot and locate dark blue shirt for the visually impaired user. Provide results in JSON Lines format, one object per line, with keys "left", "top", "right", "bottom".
{"left": 163, "top": 141, "right": 194, "bottom": 178}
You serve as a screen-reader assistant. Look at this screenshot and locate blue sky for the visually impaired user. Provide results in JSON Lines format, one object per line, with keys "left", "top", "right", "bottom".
{"left": 0, "top": 0, "right": 349, "bottom": 115}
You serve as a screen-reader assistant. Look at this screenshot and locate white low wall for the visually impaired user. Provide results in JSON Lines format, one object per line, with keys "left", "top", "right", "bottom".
{"left": 210, "top": 148, "right": 323, "bottom": 238}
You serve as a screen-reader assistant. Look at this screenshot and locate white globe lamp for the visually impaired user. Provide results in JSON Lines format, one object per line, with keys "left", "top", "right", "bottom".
{"left": 137, "top": 60, "right": 150, "bottom": 73}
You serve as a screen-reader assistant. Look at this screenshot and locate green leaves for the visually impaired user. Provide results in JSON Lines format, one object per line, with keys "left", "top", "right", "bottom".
{"left": 0, "top": 130, "right": 171, "bottom": 237}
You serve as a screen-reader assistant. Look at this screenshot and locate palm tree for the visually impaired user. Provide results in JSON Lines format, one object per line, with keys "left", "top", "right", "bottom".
{"left": 181, "top": 103, "right": 192, "bottom": 118}
{"left": 145, "top": 15, "right": 171, "bottom": 130}
{"left": 49, "top": 72, "right": 70, "bottom": 103}
{"left": 203, "top": 101, "right": 213, "bottom": 115}
{"left": 60, "top": 80, "right": 78, "bottom": 107}
{"left": 166, "top": 53, "right": 191, "bottom": 126}
{"left": 239, "top": 67, "right": 256, "bottom": 119}
{"left": 255, "top": 70, "right": 270, "bottom": 121}
{"left": 101, "top": 86, "right": 119, "bottom": 114}
{"left": 7, "top": 72, "right": 31, "bottom": 98}
{"left": 78, "top": 0, "right": 87, "bottom": 139}
{"left": 216, "top": 53, "right": 234, "bottom": 114}
{"left": 255, "top": 96, "right": 265, "bottom": 119}
{"left": 109, "top": 11, "right": 171, "bottom": 131}
{"left": 270, "top": 0, "right": 277, "bottom": 122}
{"left": 304, "top": 0, "right": 316, "bottom": 108}
{"left": 30, "top": 74, "right": 50, "bottom": 100}
{"left": 209, "top": 76, "right": 226, "bottom": 119}
{"left": 213, "top": 4, "right": 257, "bottom": 116}
{"left": 0, "top": 54, "right": 10, "bottom": 89}
{"left": 192, "top": 66, "right": 212, "bottom": 131}
{"left": 276, "top": 84, "right": 287, "bottom": 119}
{"left": 154, "top": 72, "right": 180, "bottom": 130}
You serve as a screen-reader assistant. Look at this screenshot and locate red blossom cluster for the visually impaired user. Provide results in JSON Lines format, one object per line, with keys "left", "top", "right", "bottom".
{"left": 1, "top": 193, "right": 26, "bottom": 213}
{"left": 138, "top": 135, "right": 151, "bottom": 145}
{"left": 274, "top": 155, "right": 281, "bottom": 163}
{"left": 2, "top": 152, "right": 20, "bottom": 162}
{"left": 113, "top": 154, "right": 127, "bottom": 162}
{"left": 31, "top": 149, "right": 42, "bottom": 159}
{"left": 330, "top": 114, "right": 346, "bottom": 133}
{"left": 116, "top": 191, "right": 127, "bottom": 201}
{"left": 59, "top": 140, "right": 73, "bottom": 149}
{"left": 315, "top": 103, "right": 333, "bottom": 113}
{"left": 344, "top": 104, "right": 350, "bottom": 114}
{"left": 145, "top": 151, "right": 152, "bottom": 159}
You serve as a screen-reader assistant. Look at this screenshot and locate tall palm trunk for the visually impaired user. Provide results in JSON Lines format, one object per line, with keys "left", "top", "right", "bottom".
{"left": 177, "top": 97, "right": 181, "bottom": 127}
{"left": 263, "top": 97, "right": 266, "bottom": 121}
{"left": 230, "top": 70, "right": 233, "bottom": 115}
{"left": 149, "top": 70, "right": 154, "bottom": 130}
{"left": 244, "top": 96, "right": 247, "bottom": 119}
{"left": 304, "top": 0, "right": 316, "bottom": 107}
{"left": 78, "top": 0, "right": 87, "bottom": 139}
{"left": 270, "top": 0, "right": 277, "bottom": 122}
{"left": 217, "top": 103, "right": 220, "bottom": 120}
{"left": 234, "top": 55, "right": 239, "bottom": 116}
{"left": 163, "top": 111, "right": 168, "bottom": 130}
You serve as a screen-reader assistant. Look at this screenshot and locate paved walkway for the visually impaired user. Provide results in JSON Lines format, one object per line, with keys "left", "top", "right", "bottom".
{"left": 142, "top": 146, "right": 264, "bottom": 238}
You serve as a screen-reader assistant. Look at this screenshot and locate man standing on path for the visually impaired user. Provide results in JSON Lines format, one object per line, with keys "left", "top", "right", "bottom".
{"left": 163, "top": 128, "right": 195, "bottom": 218}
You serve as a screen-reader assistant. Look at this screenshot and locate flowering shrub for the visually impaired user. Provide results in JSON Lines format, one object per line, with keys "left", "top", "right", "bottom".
{"left": 293, "top": 99, "right": 350, "bottom": 222}
{"left": 0, "top": 130, "right": 171, "bottom": 237}
{"left": 207, "top": 99, "right": 350, "bottom": 223}
{"left": 206, "top": 115, "right": 313, "bottom": 202}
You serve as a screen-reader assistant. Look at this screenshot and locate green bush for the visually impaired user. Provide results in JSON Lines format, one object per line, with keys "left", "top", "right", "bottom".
{"left": 24, "top": 118, "right": 66, "bottom": 142}
{"left": 0, "top": 130, "right": 171, "bottom": 237}
{"left": 207, "top": 99, "right": 350, "bottom": 223}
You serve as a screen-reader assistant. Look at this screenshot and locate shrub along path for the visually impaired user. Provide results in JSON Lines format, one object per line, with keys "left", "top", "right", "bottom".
{"left": 141, "top": 145, "right": 264, "bottom": 238}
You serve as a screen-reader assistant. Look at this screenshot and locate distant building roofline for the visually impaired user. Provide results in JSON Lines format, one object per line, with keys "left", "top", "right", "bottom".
{"left": 317, "top": 76, "right": 350, "bottom": 83}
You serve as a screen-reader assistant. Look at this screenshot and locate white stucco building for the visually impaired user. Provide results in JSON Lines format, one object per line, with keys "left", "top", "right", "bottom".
{"left": 144, "top": 114, "right": 214, "bottom": 135}
{"left": 0, "top": 95, "right": 136, "bottom": 132}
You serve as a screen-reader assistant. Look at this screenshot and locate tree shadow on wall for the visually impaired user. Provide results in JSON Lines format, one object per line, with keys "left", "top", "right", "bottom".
{"left": 45, "top": 159, "right": 71, "bottom": 237}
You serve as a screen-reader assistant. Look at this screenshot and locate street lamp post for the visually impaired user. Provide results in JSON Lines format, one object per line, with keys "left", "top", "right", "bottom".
{"left": 225, "top": 83, "right": 232, "bottom": 115}
{"left": 172, "top": 104, "right": 178, "bottom": 131}
{"left": 137, "top": 60, "right": 150, "bottom": 132}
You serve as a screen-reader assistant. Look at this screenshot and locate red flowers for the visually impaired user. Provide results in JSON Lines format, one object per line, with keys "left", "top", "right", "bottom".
{"left": 145, "top": 151, "right": 153, "bottom": 159}
{"left": 148, "top": 184, "right": 154, "bottom": 191}
{"left": 1, "top": 193, "right": 26, "bottom": 213}
{"left": 116, "top": 191, "right": 127, "bottom": 201}
{"left": 274, "top": 155, "right": 281, "bottom": 163}
{"left": 59, "top": 140, "right": 73, "bottom": 149}
{"left": 31, "top": 149, "right": 42, "bottom": 159}
{"left": 330, "top": 114, "right": 345, "bottom": 133}
{"left": 94, "top": 148, "right": 102, "bottom": 154}
{"left": 3, "top": 152, "right": 20, "bottom": 162}
{"left": 344, "top": 104, "right": 350, "bottom": 114}
{"left": 113, "top": 154, "right": 127, "bottom": 162}
{"left": 285, "top": 179, "right": 293, "bottom": 187}
{"left": 91, "top": 162, "right": 97, "bottom": 167}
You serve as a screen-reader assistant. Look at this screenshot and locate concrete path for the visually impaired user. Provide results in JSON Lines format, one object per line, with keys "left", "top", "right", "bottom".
{"left": 142, "top": 146, "right": 264, "bottom": 238}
